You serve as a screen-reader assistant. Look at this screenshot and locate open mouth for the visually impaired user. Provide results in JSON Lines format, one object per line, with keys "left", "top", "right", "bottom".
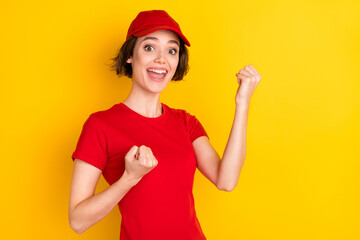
{"left": 147, "top": 68, "right": 168, "bottom": 81}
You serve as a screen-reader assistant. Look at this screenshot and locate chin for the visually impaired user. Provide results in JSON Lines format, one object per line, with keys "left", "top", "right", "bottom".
{"left": 145, "top": 76, "right": 173, "bottom": 93}
{"left": 146, "top": 83, "right": 169, "bottom": 94}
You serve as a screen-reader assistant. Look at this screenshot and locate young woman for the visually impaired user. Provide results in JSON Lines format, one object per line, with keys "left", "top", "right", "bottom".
{"left": 69, "top": 10, "right": 261, "bottom": 240}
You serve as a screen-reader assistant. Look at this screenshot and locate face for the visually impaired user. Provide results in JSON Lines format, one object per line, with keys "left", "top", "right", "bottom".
{"left": 126, "top": 30, "right": 180, "bottom": 94}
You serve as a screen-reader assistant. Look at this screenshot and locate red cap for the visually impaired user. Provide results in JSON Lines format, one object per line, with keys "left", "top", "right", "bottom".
{"left": 126, "top": 10, "right": 191, "bottom": 47}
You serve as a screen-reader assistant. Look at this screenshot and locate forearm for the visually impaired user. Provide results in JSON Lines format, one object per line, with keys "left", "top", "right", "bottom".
{"left": 217, "top": 102, "right": 249, "bottom": 191}
{"left": 69, "top": 172, "right": 140, "bottom": 234}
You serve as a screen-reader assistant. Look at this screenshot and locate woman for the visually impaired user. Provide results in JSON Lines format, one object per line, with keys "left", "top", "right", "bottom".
{"left": 69, "top": 10, "right": 261, "bottom": 240}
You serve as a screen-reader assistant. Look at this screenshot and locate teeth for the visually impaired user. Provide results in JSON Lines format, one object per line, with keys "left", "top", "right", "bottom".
{"left": 148, "top": 69, "right": 167, "bottom": 74}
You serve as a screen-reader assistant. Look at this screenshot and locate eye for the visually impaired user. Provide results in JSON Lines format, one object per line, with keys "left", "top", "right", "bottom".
{"left": 144, "top": 45, "right": 154, "bottom": 51}
{"left": 168, "top": 49, "right": 177, "bottom": 55}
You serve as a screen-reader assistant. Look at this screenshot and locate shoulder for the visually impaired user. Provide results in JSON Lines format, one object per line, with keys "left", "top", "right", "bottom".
{"left": 162, "top": 103, "right": 201, "bottom": 129}
{"left": 163, "top": 103, "right": 208, "bottom": 141}
{"left": 87, "top": 103, "right": 126, "bottom": 123}
{"left": 163, "top": 103, "right": 194, "bottom": 119}
{"left": 79, "top": 104, "right": 128, "bottom": 133}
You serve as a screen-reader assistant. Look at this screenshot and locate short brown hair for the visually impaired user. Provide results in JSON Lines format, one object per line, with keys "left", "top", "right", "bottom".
{"left": 110, "top": 36, "right": 189, "bottom": 81}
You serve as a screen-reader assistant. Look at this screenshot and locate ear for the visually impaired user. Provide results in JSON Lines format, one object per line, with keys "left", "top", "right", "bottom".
{"left": 126, "top": 56, "right": 132, "bottom": 64}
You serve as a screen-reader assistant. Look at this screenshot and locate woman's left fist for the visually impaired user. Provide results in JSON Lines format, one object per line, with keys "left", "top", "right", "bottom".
{"left": 235, "top": 65, "right": 261, "bottom": 105}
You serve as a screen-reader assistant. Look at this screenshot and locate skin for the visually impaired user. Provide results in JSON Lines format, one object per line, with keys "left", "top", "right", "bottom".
{"left": 68, "top": 29, "right": 262, "bottom": 234}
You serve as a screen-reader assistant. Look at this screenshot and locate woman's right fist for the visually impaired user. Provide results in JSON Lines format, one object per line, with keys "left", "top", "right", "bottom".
{"left": 124, "top": 145, "right": 158, "bottom": 181}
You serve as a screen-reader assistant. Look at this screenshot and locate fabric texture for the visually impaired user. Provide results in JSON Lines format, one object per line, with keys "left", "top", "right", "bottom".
{"left": 72, "top": 102, "right": 208, "bottom": 240}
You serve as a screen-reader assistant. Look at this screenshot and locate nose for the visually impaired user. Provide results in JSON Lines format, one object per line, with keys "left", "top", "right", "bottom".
{"left": 154, "top": 50, "right": 166, "bottom": 64}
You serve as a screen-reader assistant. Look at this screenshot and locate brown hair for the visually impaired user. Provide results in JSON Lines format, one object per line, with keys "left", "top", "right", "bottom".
{"left": 110, "top": 36, "right": 189, "bottom": 81}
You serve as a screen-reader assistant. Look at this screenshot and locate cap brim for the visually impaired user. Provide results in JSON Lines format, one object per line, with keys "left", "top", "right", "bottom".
{"left": 133, "top": 26, "right": 191, "bottom": 47}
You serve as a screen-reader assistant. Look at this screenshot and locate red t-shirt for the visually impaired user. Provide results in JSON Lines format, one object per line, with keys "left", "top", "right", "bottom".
{"left": 72, "top": 102, "right": 208, "bottom": 240}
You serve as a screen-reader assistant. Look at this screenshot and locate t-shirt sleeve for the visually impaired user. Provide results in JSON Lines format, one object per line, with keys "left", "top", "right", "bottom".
{"left": 71, "top": 114, "right": 108, "bottom": 171}
{"left": 184, "top": 111, "right": 209, "bottom": 142}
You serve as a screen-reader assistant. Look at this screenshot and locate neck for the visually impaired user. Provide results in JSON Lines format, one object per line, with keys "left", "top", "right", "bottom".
{"left": 123, "top": 84, "right": 163, "bottom": 118}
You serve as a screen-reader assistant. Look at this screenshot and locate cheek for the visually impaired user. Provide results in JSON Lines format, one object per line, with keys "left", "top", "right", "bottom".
{"left": 170, "top": 57, "right": 180, "bottom": 71}
{"left": 132, "top": 55, "right": 148, "bottom": 72}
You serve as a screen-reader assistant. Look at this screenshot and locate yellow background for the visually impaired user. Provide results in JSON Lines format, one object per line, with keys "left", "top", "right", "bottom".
{"left": 1, "top": 0, "right": 359, "bottom": 239}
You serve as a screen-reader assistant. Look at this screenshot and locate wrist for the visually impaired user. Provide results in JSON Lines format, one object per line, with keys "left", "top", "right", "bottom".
{"left": 235, "top": 100, "right": 250, "bottom": 111}
{"left": 121, "top": 170, "right": 142, "bottom": 186}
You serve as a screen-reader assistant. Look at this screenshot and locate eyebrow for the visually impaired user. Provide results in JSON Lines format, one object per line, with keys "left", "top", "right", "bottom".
{"left": 141, "top": 36, "right": 180, "bottom": 46}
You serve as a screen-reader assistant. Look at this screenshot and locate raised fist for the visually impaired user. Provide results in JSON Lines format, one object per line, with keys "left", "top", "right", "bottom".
{"left": 235, "top": 64, "right": 262, "bottom": 104}
{"left": 124, "top": 145, "right": 158, "bottom": 181}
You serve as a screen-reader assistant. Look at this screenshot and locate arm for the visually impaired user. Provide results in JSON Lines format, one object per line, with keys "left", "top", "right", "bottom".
{"left": 193, "top": 65, "right": 261, "bottom": 192}
{"left": 68, "top": 146, "right": 158, "bottom": 234}
{"left": 68, "top": 159, "right": 138, "bottom": 234}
